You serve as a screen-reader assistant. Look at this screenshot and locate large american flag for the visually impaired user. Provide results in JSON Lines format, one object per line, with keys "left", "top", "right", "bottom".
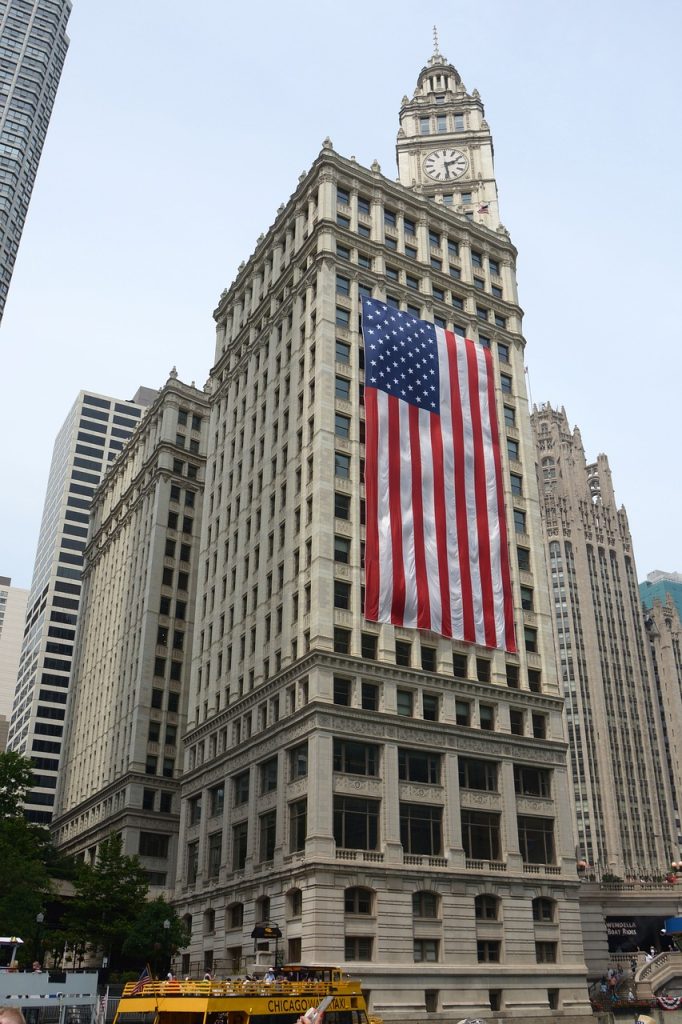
{"left": 362, "top": 297, "right": 516, "bottom": 652}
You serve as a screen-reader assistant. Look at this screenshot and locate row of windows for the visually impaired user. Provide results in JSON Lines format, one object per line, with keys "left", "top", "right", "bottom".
{"left": 188, "top": 797, "right": 556, "bottom": 872}
{"left": 336, "top": 188, "right": 503, "bottom": 278}
{"left": 189, "top": 746, "right": 550, "bottom": 818}
{"left": 337, "top": 270, "right": 506, "bottom": 318}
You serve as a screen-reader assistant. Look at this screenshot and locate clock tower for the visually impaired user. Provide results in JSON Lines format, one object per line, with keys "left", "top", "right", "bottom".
{"left": 396, "top": 34, "right": 500, "bottom": 228}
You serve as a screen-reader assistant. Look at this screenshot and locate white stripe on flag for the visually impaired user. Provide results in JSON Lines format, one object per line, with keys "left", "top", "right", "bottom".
{"left": 376, "top": 391, "right": 393, "bottom": 623}
{"left": 399, "top": 398, "right": 418, "bottom": 627}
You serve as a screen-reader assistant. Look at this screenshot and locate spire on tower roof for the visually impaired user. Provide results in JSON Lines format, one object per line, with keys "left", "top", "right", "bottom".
{"left": 428, "top": 24, "right": 446, "bottom": 66}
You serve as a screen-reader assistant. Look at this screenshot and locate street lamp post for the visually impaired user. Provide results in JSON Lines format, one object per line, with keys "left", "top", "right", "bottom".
{"left": 163, "top": 919, "right": 171, "bottom": 978}
{"left": 35, "top": 913, "right": 44, "bottom": 966}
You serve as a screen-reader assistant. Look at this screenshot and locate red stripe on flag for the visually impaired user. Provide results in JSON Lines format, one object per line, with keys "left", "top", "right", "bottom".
{"left": 408, "top": 404, "right": 431, "bottom": 629}
{"left": 445, "top": 331, "right": 475, "bottom": 642}
{"left": 364, "top": 387, "right": 379, "bottom": 622}
{"left": 483, "top": 347, "right": 517, "bottom": 652}
{"left": 465, "top": 339, "right": 496, "bottom": 647}
{"left": 430, "top": 410, "right": 452, "bottom": 637}
{"left": 387, "top": 396, "right": 406, "bottom": 624}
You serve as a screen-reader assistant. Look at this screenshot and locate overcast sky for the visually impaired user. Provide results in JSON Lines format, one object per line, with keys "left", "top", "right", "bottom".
{"left": 2, "top": 0, "right": 680, "bottom": 590}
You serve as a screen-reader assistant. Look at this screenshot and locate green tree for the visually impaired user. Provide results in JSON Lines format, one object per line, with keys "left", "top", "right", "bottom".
{"left": 0, "top": 750, "right": 35, "bottom": 817}
{"left": 122, "top": 898, "right": 190, "bottom": 977}
{"left": 67, "top": 833, "right": 149, "bottom": 966}
{"left": 0, "top": 752, "right": 52, "bottom": 953}
{"left": 0, "top": 816, "right": 52, "bottom": 945}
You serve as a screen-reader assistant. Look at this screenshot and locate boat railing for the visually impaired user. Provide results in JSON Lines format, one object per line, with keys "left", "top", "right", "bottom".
{"left": 122, "top": 980, "right": 353, "bottom": 998}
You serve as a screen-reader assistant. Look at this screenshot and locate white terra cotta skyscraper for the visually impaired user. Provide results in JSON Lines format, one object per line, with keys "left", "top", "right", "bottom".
{"left": 171, "top": 45, "right": 591, "bottom": 1021}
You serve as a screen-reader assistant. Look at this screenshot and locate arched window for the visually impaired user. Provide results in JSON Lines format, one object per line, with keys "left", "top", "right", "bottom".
{"left": 474, "top": 894, "right": 499, "bottom": 920}
{"left": 287, "top": 888, "right": 303, "bottom": 918}
{"left": 412, "top": 891, "right": 439, "bottom": 918}
{"left": 226, "top": 902, "right": 243, "bottom": 929}
{"left": 344, "top": 886, "right": 373, "bottom": 915}
{"left": 532, "top": 897, "right": 555, "bottom": 923}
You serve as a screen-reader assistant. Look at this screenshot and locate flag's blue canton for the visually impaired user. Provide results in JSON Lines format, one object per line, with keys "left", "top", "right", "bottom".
{"left": 362, "top": 297, "right": 440, "bottom": 413}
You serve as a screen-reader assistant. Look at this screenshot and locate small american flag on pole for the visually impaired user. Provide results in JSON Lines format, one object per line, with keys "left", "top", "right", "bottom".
{"left": 362, "top": 297, "right": 515, "bottom": 651}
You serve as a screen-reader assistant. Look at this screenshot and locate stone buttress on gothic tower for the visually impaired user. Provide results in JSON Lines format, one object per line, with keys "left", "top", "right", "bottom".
{"left": 396, "top": 33, "right": 500, "bottom": 228}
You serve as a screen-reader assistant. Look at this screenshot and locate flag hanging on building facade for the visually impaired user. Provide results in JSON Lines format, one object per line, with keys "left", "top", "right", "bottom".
{"left": 361, "top": 297, "right": 516, "bottom": 652}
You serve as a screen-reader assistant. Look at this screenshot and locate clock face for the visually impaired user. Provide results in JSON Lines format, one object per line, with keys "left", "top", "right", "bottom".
{"left": 423, "top": 149, "right": 469, "bottom": 181}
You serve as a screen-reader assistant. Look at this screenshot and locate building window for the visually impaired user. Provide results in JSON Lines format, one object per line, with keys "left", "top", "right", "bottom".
{"left": 452, "top": 652, "right": 468, "bottom": 678}
{"left": 461, "top": 810, "right": 501, "bottom": 861}
{"left": 234, "top": 770, "right": 249, "bottom": 805}
{"left": 336, "top": 307, "right": 350, "bottom": 328}
{"left": 289, "top": 742, "right": 308, "bottom": 779}
{"left": 475, "top": 894, "right": 499, "bottom": 920}
{"left": 400, "top": 803, "right": 442, "bottom": 855}
{"left": 361, "top": 632, "right": 377, "bottom": 659}
{"left": 477, "top": 940, "right": 501, "bottom": 963}
{"left": 260, "top": 756, "right": 278, "bottom": 793}
{"left": 524, "top": 626, "right": 537, "bottom": 652}
{"left": 399, "top": 748, "right": 440, "bottom": 784}
{"left": 336, "top": 339, "right": 351, "bottom": 364}
{"left": 395, "top": 639, "right": 412, "bottom": 666}
{"left": 533, "top": 897, "right": 555, "bottom": 923}
{"left": 289, "top": 799, "right": 307, "bottom": 852}
{"left": 414, "top": 939, "right": 439, "bottom": 962}
{"left": 536, "top": 942, "right": 557, "bottom": 964}
{"left": 189, "top": 795, "right": 202, "bottom": 825}
{"left": 476, "top": 658, "right": 490, "bottom": 682}
{"left": 421, "top": 645, "right": 436, "bottom": 672}
{"left": 335, "top": 452, "right": 351, "bottom": 478}
{"left": 335, "top": 492, "right": 351, "bottom": 519}
{"left": 259, "top": 810, "right": 276, "bottom": 862}
{"left": 532, "top": 712, "right": 547, "bottom": 739}
{"left": 422, "top": 693, "right": 439, "bottom": 721}
{"left": 514, "top": 765, "right": 551, "bottom": 798}
{"left": 479, "top": 704, "right": 495, "bottom": 731}
{"left": 139, "top": 832, "right": 170, "bottom": 858}
{"left": 334, "top": 580, "right": 351, "bottom": 610}
{"left": 413, "top": 891, "right": 439, "bottom": 918}
{"left": 500, "top": 374, "right": 512, "bottom": 394}
{"left": 333, "top": 796, "right": 379, "bottom": 850}
{"left": 455, "top": 700, "right": 471, "bottom": 726}
{"left": 504, "top": 405, "right": 516, "bottom": 428}
{"left": 510, "top": 473, "right": 523, "bottom": 497}
{"left": 335, "top": 412, "right": 351, "bottom": 438}
{"left": 510, "top": 708, "right": 525, "bottom": 736}
{"left": 336, "top": 275, "right": 350, "bottom": 296}
{"left": 287, "top": 889, "right": 303, "bottom": 918}
{"left": 335, "top": 375, "right": 351, "bottom": 400}
{"left": 334, "top": 627, "right": 351, "bottom": 653}
{"left": 187, "top": 841, "right": 199, "bottom": 883}
{"left": 345, "top": 887, "right": 373, "bottom": 915}
{"left": 518, "top": 547, "right": 531, "bottom": 572}
{"left": 518, "top": 816, "right": 555, "bottom": 864}
{"left": 209, "top": 785, "right": 224, "bottom": 816}
{"left": 227, "top": 903, "right": 244, "bottom": 929}
{"left": 207, "top": 832, "right": 222, "bottom": 878}
{"left": 344, "top": 937, "right": 373, "bottom": 961}
{"left": 396, "top": 689, "right": 413, "bottom": 717}
{"left": 458, "top": 758, "right": 498, "bottom": 792}
{"left": 362, "top": 682, "right": 378, "bottom": 710}
{"left": 333, "top": 739, "right": 379, "bottom": 776}
{"left": 514, "top": 509, "right": 526, "bottom": 534}
{"left": 333, "top": 676, "right": 351, "bottom": 705}
{"left": 334, "top": 535, "right": 351, "bottom": 563}
{"left": 507, "top": 439, "right": 519, "bottom": 461}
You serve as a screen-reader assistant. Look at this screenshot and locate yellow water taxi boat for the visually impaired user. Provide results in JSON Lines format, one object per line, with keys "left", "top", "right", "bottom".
{"left": 114, "top": 965, "right": 381, "bottom": 1024}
